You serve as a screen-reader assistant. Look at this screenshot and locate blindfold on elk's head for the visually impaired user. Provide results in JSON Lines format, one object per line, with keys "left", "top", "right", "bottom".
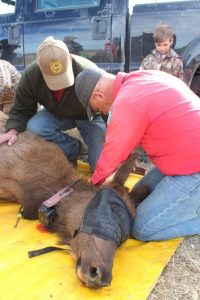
{"left": 75, "top": 187, "right": 133, "bottom": 246}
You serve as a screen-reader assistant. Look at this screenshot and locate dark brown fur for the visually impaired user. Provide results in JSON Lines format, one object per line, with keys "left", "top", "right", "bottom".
{"left": 0, "top": 111, "right": 79, "bottom": 219}
{"left": 0, "top": 111, "right": 149, "bottom": 288}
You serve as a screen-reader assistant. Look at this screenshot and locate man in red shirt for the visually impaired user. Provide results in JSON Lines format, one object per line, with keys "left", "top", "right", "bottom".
{"left": 75, "top": 67, "right": 200, "bottom": 241}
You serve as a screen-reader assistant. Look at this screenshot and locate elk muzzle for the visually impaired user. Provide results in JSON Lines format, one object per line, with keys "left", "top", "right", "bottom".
{"left": 76, "top": 256, "right": 112, "bottom": 288}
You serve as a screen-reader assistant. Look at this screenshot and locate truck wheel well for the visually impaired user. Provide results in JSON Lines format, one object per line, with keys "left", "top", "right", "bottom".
{"left": 190, "top": 68, "right": 200, "bottom": 97}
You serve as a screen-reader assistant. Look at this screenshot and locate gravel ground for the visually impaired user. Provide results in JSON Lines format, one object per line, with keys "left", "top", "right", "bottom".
{"left": 148, "top": 235, "right": 200, "bottom": 300}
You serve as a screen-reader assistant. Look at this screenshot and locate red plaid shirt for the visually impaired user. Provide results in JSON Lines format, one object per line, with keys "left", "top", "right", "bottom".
{"left": 52, "top": 89, "right": 65, "bottom": 103}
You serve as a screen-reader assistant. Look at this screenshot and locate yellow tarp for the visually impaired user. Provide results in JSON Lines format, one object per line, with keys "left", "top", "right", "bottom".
{"left": 0, "top": 162, "right": 182, "bottom": 300}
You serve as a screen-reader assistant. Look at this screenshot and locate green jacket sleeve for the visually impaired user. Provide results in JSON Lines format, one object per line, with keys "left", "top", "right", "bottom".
{"left": 6, "top": 65, "right": 38, "bottom": 132}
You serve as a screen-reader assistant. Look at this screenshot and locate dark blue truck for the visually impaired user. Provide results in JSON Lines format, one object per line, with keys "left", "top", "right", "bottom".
{"left": 0, "top": 0, "right": 200, "bottom": 95}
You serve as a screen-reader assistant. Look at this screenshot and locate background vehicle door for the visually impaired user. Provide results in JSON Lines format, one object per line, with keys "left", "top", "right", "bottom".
{"left": 0, "top": 0, "right": 24, "bottom": 71}
{"left": 23, "top": 0, "right": 117, "bottom": 72}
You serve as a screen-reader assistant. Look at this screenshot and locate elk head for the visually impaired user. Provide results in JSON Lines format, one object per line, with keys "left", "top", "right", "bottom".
{"left": 69, "top": 153, "right": 149, "bottom": 288}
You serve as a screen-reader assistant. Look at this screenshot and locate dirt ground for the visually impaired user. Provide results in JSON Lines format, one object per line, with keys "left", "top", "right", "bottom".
{"left": 148, "top": 235, "right": 200, "bottom": 300}
{"left": 69, "top": 129, "right": 200, "bottom": 300}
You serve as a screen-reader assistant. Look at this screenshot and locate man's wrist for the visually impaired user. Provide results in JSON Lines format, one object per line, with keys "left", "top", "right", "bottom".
{"left": 9, "top": 128, "right": 19, "bottom": 135}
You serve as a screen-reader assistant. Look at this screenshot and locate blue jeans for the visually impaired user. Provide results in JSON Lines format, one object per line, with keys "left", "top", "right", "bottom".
{"left": 26, "top": 109, "right": 106, "bottom": 171}
{"left": 132, "top": 166, "right": 200, "bottom": 241}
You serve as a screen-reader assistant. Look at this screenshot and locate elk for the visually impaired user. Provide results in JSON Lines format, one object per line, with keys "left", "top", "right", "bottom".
{"left": 0, "top": 111, "right": 149, "bottom": 288}
{"left": 0, "top": 111, "right": 79, "bottom": 219}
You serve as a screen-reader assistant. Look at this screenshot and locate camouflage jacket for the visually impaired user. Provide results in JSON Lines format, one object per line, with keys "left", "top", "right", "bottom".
{"left": 0, "top": 59, "right": 21, "bottom": 115}
{"left": 140, "top": 49, "right": 184, "bottom": 80}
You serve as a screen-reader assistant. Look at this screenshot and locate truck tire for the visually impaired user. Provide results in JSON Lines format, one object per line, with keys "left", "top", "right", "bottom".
{"left": 190, "top": 74, "right": 200, "bottom": 97}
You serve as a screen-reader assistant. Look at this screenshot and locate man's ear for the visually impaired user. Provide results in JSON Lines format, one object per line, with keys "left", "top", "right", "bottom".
{"left": 170, "top": 38, "right": 173, "bottom": 46}
{"left": 92, "top": 90, "right": 105, "bottom": 105}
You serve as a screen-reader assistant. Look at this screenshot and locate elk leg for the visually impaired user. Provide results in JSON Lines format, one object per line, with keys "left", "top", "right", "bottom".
{"left": 130, "top": 185, "right": 150, "bottom": 207}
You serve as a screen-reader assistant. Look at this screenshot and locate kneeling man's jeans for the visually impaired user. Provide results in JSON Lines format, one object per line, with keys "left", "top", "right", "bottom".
{"left": 132, "top": 166, "right": 200, "bottom": 241}
{"left": 26, "top": 109, "right": 106, "bottom": 171}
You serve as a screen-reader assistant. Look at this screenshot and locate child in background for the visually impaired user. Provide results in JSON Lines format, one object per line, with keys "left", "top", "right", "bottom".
{"left": 140, "top": 23, "right": 184, "bottom": 80}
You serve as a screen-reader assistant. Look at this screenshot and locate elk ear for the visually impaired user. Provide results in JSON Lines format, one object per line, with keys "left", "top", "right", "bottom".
{"left": 129, "top": 185, "right": 150, "bottom": 207}
{"left": 110, "top": 152, "right": 138, "bottom": 187}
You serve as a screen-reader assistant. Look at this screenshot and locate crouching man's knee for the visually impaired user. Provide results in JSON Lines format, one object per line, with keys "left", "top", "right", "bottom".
{"left": 131, "top": 216, "right": 165, "bottom": 241}
{"left": 131, "top": 223, "right": 154, "bottom": 241}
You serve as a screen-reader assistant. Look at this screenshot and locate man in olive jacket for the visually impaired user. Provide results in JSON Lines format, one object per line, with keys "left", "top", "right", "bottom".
{"left": 0, "top": 36, "right": 106, "bottom": 171}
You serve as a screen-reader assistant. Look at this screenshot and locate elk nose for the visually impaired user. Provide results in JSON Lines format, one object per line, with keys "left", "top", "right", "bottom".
{"left": 88, "top": 265, "right": 101, "bottom": 281}
{"left": 88, "top": 266, "right": 111, "bottom": 288}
